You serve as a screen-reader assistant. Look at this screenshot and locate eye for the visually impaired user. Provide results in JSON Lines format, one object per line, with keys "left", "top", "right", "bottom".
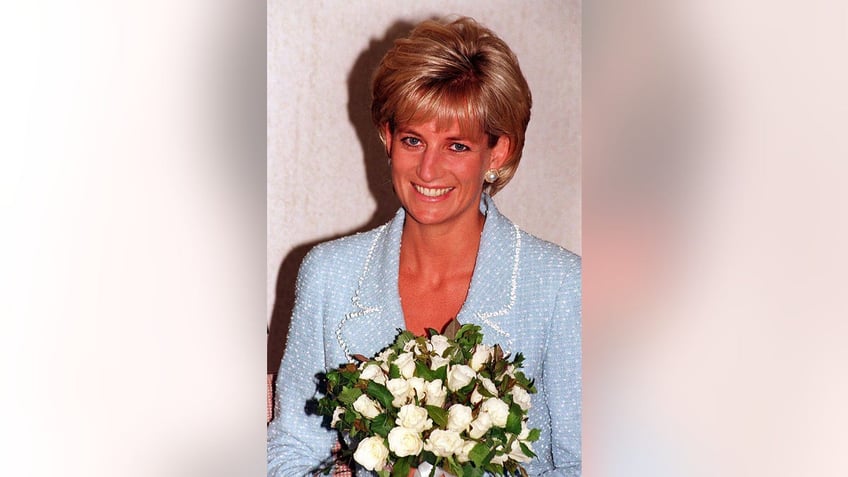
{"left": 401, "top": 137, "right": 422, "bottom": 147}
{"left": 449, "top": 143, "right": 470, "bottom": 152}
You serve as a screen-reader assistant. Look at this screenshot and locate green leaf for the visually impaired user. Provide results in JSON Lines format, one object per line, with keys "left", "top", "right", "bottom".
{"left": 468, "top": 443, "right": 490, "bottom": 467}
{"left": 458, "top": 380, "right": 476, "bottom": 395}
{"left": 484, "top": 462, "right": 504, "bottom": 475}
{"left": 425, "top": 405, "right": 448, "bottom": 428}
{"left": 433, "top": 364, "right": 448, "bottom": 382}
{"left": 513, "top": 371, "right": 532, "bottom": 390}
{"left": 340, "top": 370, "right": 360, "bottom": 384}
{"left": 415, "top": 361, "right": 437, "bottom": 381}
{"left": 338, "top": 387, "right": 363, "bottom": 405}
{"left": 365, "top": 381, "right": 395, "bottom": 409}
{"left": 421, "top": 450, "right": 437, "bottom": 465}
{"left": 393, "top": 330, "right": 415, "bottom": 350}
{"left": 391, "top": 456, "right": 411, "bottom": 477}
{"left": 489, "top": 427, "right": 507, "bottom": 442}
{"left": 505, "top": 405, "right": 523, "bottom": 434}
{"left": 461, "top": 462, "right": 484, "bottom": 477}
{"left": 526, "top": 428, "right": 541, "bottom": 442}
{"left": 377, "top": 470, "right": 390, "bottom": 477}
{"left": 476, "top": 383, "right": 495, "bottom": 399}
{"left": 389, "top": 363, "right": 401, "bottom": 380}
{"left": 316, "top": 397, "right": 334, "bottom": 417}
{"left": 444, "top": 456, "right": 462, "bottom": 476}
{"left": 371, "top": 413, "right": 392, "bottom": 438}
{"left": 456, "top": 323, "right": 482, "bottom": 339}
{"left": 519, "top": 441, "right": 536, "bottom": 458}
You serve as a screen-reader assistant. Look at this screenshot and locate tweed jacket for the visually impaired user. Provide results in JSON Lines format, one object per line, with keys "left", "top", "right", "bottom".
{"left": 268, "top": 195, "right": 581, "bottom": 476}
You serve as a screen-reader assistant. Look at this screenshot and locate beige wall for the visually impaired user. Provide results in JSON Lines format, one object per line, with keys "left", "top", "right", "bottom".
{"left": 267, "top": 1, "right": 581, "bottom": 363}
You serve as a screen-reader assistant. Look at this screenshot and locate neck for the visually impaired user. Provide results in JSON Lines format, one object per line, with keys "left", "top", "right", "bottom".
{"left": 400, "top": 212, "right": 485, "bottom": 277}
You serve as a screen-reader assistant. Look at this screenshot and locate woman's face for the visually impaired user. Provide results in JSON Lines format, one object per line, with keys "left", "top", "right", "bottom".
{"left": 385, "top": 118, "right": 509, "bottom": 231}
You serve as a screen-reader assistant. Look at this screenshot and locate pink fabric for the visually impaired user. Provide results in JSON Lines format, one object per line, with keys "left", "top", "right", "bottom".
{"left": 331, "top": 441, "right": 353, "bottom": 477}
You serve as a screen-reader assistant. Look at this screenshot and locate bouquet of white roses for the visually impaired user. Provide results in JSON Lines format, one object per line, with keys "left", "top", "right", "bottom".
{"left": 317, "top": 324, "right": 540, "bottom": 477}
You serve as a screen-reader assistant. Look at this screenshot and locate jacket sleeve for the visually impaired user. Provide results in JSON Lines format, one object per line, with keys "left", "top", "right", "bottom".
{"left": 267, "top": 249, "right": 337, "bottom": 476}
{"left": 539, "top": 256, "right": 582, "bottom": 476}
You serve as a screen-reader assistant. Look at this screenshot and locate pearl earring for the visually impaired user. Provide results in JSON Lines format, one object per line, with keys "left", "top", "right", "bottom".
{"left": 484, "top": 169, "right": 500, "bottom": 183}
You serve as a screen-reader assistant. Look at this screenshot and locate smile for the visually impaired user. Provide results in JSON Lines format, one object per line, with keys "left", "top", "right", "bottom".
{"left": 413, "top": 184, "right": 454, "bottom": 197}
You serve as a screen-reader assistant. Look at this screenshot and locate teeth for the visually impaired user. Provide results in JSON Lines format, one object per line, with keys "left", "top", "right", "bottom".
{"left": 414, "top": 184, "right": 453, "bottom": 197}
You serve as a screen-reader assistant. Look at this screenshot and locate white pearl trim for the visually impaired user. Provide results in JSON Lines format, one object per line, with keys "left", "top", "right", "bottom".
{"left": 475, "top": 223, "right": 520, "bottom": 354}
{"left": 335, "top": 224, "right": 387, "bottom": 361}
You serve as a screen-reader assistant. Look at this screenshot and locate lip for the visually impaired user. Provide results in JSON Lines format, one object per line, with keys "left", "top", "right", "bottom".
{"left": 412, "top": 183, "right": 454, "bottom": 201}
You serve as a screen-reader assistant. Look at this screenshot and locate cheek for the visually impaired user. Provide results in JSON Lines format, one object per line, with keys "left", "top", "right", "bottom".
{"left": 459, "top": 160, "right": 487, "bottom": 181}
{"left": 389, "top": 150, "right": 415, "bottom": 170}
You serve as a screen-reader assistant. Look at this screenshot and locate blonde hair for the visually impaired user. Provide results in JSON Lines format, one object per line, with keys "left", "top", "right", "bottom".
{"left": 371, "top": 16, "right": 532, "bottom": 195}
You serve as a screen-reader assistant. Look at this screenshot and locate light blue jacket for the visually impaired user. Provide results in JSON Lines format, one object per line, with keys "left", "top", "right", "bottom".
{"left": 268, "top": 195, "right": 581, "bottom": 476}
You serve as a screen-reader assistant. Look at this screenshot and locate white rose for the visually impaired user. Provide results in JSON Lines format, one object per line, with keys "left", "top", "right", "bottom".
{"left": 447, "top": 364, "right": 476, "bottom": 392}
{"left": 387, "top": 426, "right": 424, "bottom": 457}
{"left": 455, "top": 440, "right": 478, "bottom": 463}
{"left": 481, "top": 397, "right": 510, "bottom": 427}
{"left": 403, "top": 340, "right": 419, "bottom": 352}
{"left": 424, "top": 379, "right": 447, "bottom": 407}
{"left": 396, "top": 404, "right": 433, "bottom": 433}
{"left": 429, "top": 335, "right": 451, "bottom": 356}
{"left": 359, "top": 363, "right": 386, "bottom": 385}
{"left": 468, "top": 411, "right": 493, "bottom": 439}
{"left": 407, "top": 377, "right": 427, "bottom": 401}
{"left": 423, "top": 429, "right": 463, "bottom": 458}
{"left": 394, "top": 351, "right": 416, "bottom": 378}
{"left": 446, "top": 404, "right": 473, "bottom": 433}
{"left": 330, "top": 406, "right": 344, "bottom": 427}
{"left": 386, "top": 378, "right": 413, "bottom": 407}
{"left": 497, "top": 364, "right": 516, "bottom": 381}
{"left": 353, "top": 436, "right": 389, "bottom": 471}
{"left": 375, "top": 349, "right": 396, "bottom": 372}
{"left": 511, "top": 386, "right": 532, "bottom": 411}
{"left": 490, "top": 452, "right": 508, "bottom": 465}
{"left": 518, "top": 423, "right": 530, "bottom": 440}
{"left": 479, "top": 376, "right": 498, "bottom": 396}
{"left": 508, "top": 438, "right": 533, "bottom": 463}
{"left": 470, "top": 388, "right": 483, "bottom": 405}
{"left": 430, "top": 355, "right": 451, "bottom": 371}
{"left": 353, "top": 394, "right": 382, "bottom": 419}
{"left": 470, "top": 344, "right": 492, "bottom": 371}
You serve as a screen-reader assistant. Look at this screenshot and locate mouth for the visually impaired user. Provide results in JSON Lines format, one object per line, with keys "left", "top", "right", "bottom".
{"left": 413, "top": 184, "right": 454, "bottom": 198}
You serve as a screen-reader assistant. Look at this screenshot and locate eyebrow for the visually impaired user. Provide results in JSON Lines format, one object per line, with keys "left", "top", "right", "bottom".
{"left": 395, "top": 126, "right": 478, "bottom": 143}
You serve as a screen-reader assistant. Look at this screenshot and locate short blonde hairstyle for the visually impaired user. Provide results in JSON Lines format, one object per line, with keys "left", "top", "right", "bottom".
{"left": 371, "top": 17, "right": 532, "bottom": 195}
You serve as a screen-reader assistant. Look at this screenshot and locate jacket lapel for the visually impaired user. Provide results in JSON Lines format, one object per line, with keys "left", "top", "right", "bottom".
{"left": 336, "top": 208, "right": 406, "bottom": 361}
{"left": 457, "top": 195, "right": 520, "bottom": 355}
{"left": 335, "top": 195, "right": 521, "bottom": 361}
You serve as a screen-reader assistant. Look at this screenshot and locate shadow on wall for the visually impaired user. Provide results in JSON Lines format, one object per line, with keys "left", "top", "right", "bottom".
{"left": 267, "top": 20, "right": 416, "bottom": 374}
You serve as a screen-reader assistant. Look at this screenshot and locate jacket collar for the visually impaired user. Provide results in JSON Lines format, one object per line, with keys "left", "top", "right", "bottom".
{"left": 336, "top": 194, "right": 520, "bottom": 360}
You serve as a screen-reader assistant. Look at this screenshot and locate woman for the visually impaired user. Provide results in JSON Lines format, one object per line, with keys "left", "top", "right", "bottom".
{"left": 268, "top": 16, "right": 581, "bottom": 476}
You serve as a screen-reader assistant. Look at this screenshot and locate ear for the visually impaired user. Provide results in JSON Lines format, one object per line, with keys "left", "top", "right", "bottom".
{"left": 487, "top": 135, "right": 511, "bottom": 170}
{"left": 382, "top": 123, "right": 393, "bottom": 157}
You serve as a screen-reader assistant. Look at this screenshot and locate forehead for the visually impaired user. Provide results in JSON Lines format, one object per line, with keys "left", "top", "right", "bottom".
{"left": 394, "top": 117, "right": 487, "bottom": 140}
{"left": 392, "top": 88, "right": 486, "bottom": 138}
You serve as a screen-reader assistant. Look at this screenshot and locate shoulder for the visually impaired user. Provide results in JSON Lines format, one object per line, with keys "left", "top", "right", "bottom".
{"left": 517, "top": 229, "right": 581, "bottom": 282}
{"left": 483, "top": 196, "right": 580, "bottom": 283}
{"left": 301, "top": 224, "right": 388, "bottom": 269}
{"left": 295, "top": 224, "right": 390, "bottom": 289}
{"left": 515, "top": 230, "right": 581, "bottom": 311}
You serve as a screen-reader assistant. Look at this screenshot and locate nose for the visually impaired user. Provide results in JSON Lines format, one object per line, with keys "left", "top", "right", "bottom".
{"left": 417, "top": 146, "right": 440, "bottom": 182}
